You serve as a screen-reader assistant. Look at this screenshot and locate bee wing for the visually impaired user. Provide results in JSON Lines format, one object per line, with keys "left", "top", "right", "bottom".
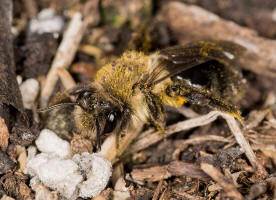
{"left": 154, "top": 40, "right": 245, "bottom": 84}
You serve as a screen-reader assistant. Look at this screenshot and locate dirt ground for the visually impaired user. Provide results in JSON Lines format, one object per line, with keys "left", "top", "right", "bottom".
{"left": 1, "top": 0, "right": 276, "bottom": 199}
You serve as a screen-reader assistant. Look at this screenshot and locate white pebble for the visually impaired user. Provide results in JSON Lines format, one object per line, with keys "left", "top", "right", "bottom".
{"left": 20, "top": 78, "right": 39, "bottom": 109}
{"left": 29, "top": 8, "right": 64, "bottom": 34}
{"left": 26, "top": 153, "right": 82, "bottom": 199}
{"left": 35, "top": 129, "right": 71, "bottom": 158}
{"left": 73, "top": 153, "right": 112, "bottom": 198}
{"left": 26, "top": 133, "right": 112, "bottom": 199}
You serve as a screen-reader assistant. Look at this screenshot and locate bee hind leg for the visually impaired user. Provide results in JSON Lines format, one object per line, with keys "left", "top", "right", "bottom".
{"left": 173, "top": 84, "right": 244, "bottom": 124}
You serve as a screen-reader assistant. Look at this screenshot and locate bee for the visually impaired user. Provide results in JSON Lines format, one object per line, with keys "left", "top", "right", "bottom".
{"left": 43, "top": 40, "right": 245, "bottom": 149}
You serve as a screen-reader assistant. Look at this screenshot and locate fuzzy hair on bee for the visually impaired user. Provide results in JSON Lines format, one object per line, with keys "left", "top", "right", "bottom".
{"left": 42, "top": 40, "right": 245, "bottom": 149}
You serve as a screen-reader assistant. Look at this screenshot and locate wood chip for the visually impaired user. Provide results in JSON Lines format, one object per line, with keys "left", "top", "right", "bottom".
{"left": 168, "top": 161, "right": 210, "bottom": 181}
{"left": 200, "top": 163, "right": 243, "bottom": 200}
{"left": 131, "top": 165, "right": 171, "bottom": 182}
{"left": 0, "top": 117, "right": 9, "bottom": 150}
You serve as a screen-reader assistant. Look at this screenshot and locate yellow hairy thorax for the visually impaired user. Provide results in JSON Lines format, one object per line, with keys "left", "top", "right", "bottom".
{"left": 95, "top": 51, "right": 149, "bottom": 103}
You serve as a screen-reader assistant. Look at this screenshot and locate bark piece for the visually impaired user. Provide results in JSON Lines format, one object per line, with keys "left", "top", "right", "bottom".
{"left": 180, "top": 0, "right": 276, "bottom": 38}
{"left": 0, "top": 0, "right": 29, "bottom": 132}
{"left": 158, "top": 2, "right": 276, "bottom": 78}
{"left": 168, "top": 161, "right": 210, "bottom": 181}
{"left": 131, "top": 165, "right": 171, "bottom": 182}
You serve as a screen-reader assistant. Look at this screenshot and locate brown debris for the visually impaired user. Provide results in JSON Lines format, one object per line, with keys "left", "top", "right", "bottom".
{"left": 168, "top": 161, "right": 210, "bottom": 181}
{"left": 221, "top": 113, "right": 268, "bottom": 178}
{"left": 131, "top": 165, "right": 170, "bottom": 182}
{"left": 22, "top": 0, "right": 38, "bottom": 19}
{"left": 0, "top": 195, "right": 15, "bottom": 200}
{"left": 1, "top": 172, "right": 32, "bottom": 200}
{"left": 131, "top": 161, "right": 208, "bottom": 183}
{"left": 93, "top": 188, "right": 112, "bottom": 200}
{"left": 70, "top": 62, "right": 98, "bottom": 80}
{"left": 130, "top": 188, "right": 154, "bottom": 200}
{"left": 158, "top": 2, "right": 276, "bottom": 78}
{"left": 0, "top": 117, "right": 9, "bottom": 151}
{"left": 0, "top": 150, "right": 16, "bottom": 175}
{"left": 70, "top": 134, "right": 93, "bottom": 155}
{"left": 152, "top": 180, "right": 163, "bottom": 200}
{"left": 200, "top": 163, "right": 243, "bottom": 200}
{"left": 16, "top": 33, "right": 58, "bottom": 79}
{"left": 180, "top": 0, "right": 276, "bottom": 39}
{"left": 32, "top": 184, "right": 58, "bottom": 200}
{"left": 246, "top": 181, "right": 268, "bottom": 200}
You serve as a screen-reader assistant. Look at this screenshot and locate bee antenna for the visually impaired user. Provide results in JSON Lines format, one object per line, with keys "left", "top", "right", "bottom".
{"left": 38, "top": 102, "right": 78, "bottom": 112}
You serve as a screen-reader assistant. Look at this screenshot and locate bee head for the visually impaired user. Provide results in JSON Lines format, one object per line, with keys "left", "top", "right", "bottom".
{"left": 72, "top": 86, "right": 122, "bottom": 149}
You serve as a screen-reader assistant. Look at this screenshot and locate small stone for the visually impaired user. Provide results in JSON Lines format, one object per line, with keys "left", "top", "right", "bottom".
{"left": 20, "top": 78, "right": 39, "bottom": 109}
{"left": 73, "top": 153, "right": 112, "bottom": 198}
{"left": 29, "top": 9, "right": 64, "bottom": 34}
{"left": 35, "top": 129, "right": 71, "bottom": 158}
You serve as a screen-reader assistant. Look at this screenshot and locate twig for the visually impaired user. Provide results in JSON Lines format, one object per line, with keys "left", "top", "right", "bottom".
{"left": 128, "top": 111, "right": 221, "bottom": 154}
{"left": 130, "top": 161, "right": 209, "bottom": 183}
{"left": 200, "top": 163, "right": 243, "bottom": 200}
{"left": 174, "top": 135, "right": 231, "bottom": 151}
{"left": 40, "top": 12, "right": 87, "bottom": 108}
{"left": 22, "top": 0, "right": 38, "bottom": 19}
{"left": 152, "top": 180, "right": 163, "bottom": 200}
{"left": 175, "top": 106, "right": 200, "bottom": 118}
{"left": 128, "top": 111, "right": 267, "bottom": 178}
{"left": 221, "top": 113, "right": 268, "bottom": 178}
{"left": 57, "top": 68, "right": 76, "bottom": 90}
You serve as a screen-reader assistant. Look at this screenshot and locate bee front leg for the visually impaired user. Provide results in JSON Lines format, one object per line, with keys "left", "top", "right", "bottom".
{"left": 144, "top": 92, "right": 166, "bottom": 135}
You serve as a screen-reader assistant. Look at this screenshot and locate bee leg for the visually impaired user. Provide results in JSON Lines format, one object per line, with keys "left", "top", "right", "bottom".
{"left": 95, "top": 118, "right": 102, "bottom": 150}
{"left": 115, "top": 130, "right": 121, "bottom": 154}
{"left": 171, "top": 84, "right": 243, "bottom": 123}
{"left": 115, "top": 108, "right": 132, "bottom": 156}
{"left": 144, "top": 92, "right": 166, "bottom": 135}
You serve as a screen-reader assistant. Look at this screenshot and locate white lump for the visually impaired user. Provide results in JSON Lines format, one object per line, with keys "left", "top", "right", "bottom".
{"left": 73, "top": 153, "right": 112, "bottom": 198}
{"left": 29, "top": 8, "right": 64, "bottom": 34}
{"left": 26, "top": 129, "right": 112, "bottom": 199}
{"left": 35, "top": 129, "right": 71, "bottom": 158}
{"left": 19, "top": 78, "right": 39, "bottom": 109}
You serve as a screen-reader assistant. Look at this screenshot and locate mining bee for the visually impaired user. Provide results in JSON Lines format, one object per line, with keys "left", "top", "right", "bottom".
{"left": 43, "top": 40, "right": 245, "bottom": 149}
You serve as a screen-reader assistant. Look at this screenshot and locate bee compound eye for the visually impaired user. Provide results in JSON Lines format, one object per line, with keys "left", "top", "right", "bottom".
{"left": 171, "top": 86, "right": 178, "bottom": 92}
{"left": 108, "top": 113, "right": 115, "bottom": 122}
{"left": 103, "top": 111, "right": 118, "bottom": 135}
